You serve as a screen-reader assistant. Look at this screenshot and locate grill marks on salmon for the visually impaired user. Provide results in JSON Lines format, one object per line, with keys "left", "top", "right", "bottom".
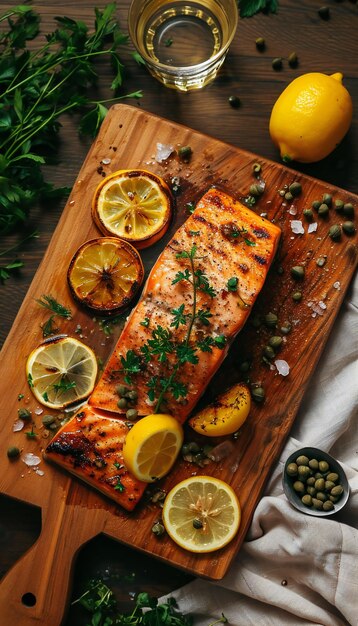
{"left": 44, "top": 405, "right": 146, "bottom": 511}
{"left": 89, "top": 188, "right": 281, "bottom": 422}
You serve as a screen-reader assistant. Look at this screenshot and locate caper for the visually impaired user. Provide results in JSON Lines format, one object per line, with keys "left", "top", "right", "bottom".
{"left": 308, "top": 458, "right": 319, "bottom": 470}
{"left": 296, "top": 455, "right": 309, "bottom": 466}
{"left": 272, "top": 57, "right": 283, "bottom": 71}
{"left": 240, "top": 361, "right": 250, "bottom": 372}
{"left": 325, "top": 480, "right": 336, "bottom": 492}
{"left": 279, "top": 189, "right": 285, "bottom": 197}
{"left": 291, "top": 266, "right": 305, "bottom": 280}
{"left": 292, "top": 291, "right": 302, "bottom": 302}
{"left": 263, "top": 345, "right": 275, "bottom": 359}
{"left": 315, "top": 478, "right": 325, "bottom": 491}
{"left": 318, "top": 203, "right": 329, "bottom": 217}
{"left": 312, "top": 200, "right": 321, "bottom": 211}
{"left": 117, "top": 397, "right": 127, "bottom": 409}
{"left": 329, "top": 495, "right": 340, "bottom": 503}
{"left": 286, "top": 462, "right": 298, "bottom": 476}
{"left": 126, "top": 390, "right": 138, "bottom": 401}
{"left": 297, "top": 466, "right": 311, "bottom": 480}
{"left": 265, "top": 312, "right": 278, "bottom": 327}
{"left": 152, "top": 521, "right": 165, "bottom": 537}
{"left": 334, "top": 199, "right": 344, "bottom": 212}
{"left": 116, "top": 384, "right": 128, "bottom": 397}
{"left": 249, "top": 183, "right": 264, "bottom": 197}
{"left": 331, "top": 485, "right": 344, "bottom": 497}
{"left": 293, "top": 481, "right": 305, "bottom": 494}
{"left": 322, "top": 500, "right": 334, "bottom": 511}
{"left": 307, "top": 476, "right": 316, "bottom": 486}
{"left": 319, "top": 460, "right": 329, "bottom": 473}
{"left": 316, "top": 491, "right": 327, "bottom": 502}
{"left": 312, "top": 498, "right": 324, "bottom": 510}
{"left": 329, "top": 224, "right": 341, "bottom": 241}
{"left": 49, "top": 422, "right": 58, "bottom": 430}
{"left": 187, "top": 442, "right": 200, "bottom": 453}
{"left": 181, "top": 443, "right": 191, "bottom": 456}
{"left": 193, "top": 517, "right": 203, "bottom": 529}
{"left": 252, "top": 386, "right": 265, "bottom": 403}
{"left": 306, "top": 486, "right": 317, "bottom": 496}
{"left": 342, "top": 221, "right": 356, "bottom": 235}
{"left": 178, "top": 145, "right": 192, "bottom": 162}
{"left": 343, "top": 202, "right": 354, "bottom": 217}
{"left": 315, "top": 472, "right": 324, "bottom": 479}
{"left": 268, "top": 336, "right": 283, "bottom": 350}
{"left": 229, "top": 95, "right": 241, "bottom": 108}
{"left": 280, "top": 321, "right": 292, "bottom": 335}
{"left": 126, "top": 408, "right": 138, "bottom": 420}
{"left": 255, "top": 37, "right": 265, "bottom": 50}
{"left": 301, "top": 494, "right": 312, "bottom": 507}
{"left": 289, "top": 182, "right": 302, "bottom": 197}
{"left": 42, "top": 414, "right": 56, "bottom": 427}
{"left": 284, "top": 192, "right": 293, "bottom": 202}
{"left": 18, "top": 408, "right": 31, "bottom": 420}
{"left": 252, "top": 163, "right": 262, "bottom": 174}
{"left": 303, "top": 209, "right": 314, "bottom": 222}
{"left": 7, "top": 446, "right": 20, "bottom": 459}
{"left": 322, "top": 193, "right": 332, "bottom": 206}
{"left": 316, "top": 256, "right": 327, "bottom": 267}
{"left": 288, "top": 52, "right": 298, "bottom": 68}
{"left": 318, "top": 6, "right": 330, "bottom": 20}
{"left": 326, "top": 472, "right": 339, "bottom": 483}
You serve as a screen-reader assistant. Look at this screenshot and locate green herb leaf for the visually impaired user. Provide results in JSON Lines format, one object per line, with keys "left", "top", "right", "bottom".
{"left": 239, "top": 0, "right": 279, "bottom": 18}
{"left": 41, "top": 315, "right": 58, "bottom": 338}
{"left": 36, "top": 294, "right": 72, "bottom": 319}
{"left": 120, "top": 350, "right": 142, "bottom": 384}
{"left": 53, "top": 378, "right": 76, "bottom": 392}
{"left": 172, "top": 268, "right": 191, "bottom": 285}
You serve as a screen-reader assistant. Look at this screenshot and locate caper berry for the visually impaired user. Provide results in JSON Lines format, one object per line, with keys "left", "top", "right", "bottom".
{"left": 18, "top": 408, "right": 31, "bottom": 420}
{"left": 308, "top": 458, "right": 319, "bottom": 470}
{"left": 252, "top": 386, "right": 265, "bottom": 403}
{"left": 319, "top": 460, "right": 329, "bottom": 473}
{"left": 7, "top": 446, "right": 20, "bottom": 459}
{"left": 306, "top": 476, "right": 316, "bottom": 486}
{"left": 301, "top": 494, "right": 312, "bottom": 507}
{"left": 272, "top": 57, "right": 283, "bottom": 70}
{"left": 342, "top": 221, "right": 356, "bottom": 235}
{"left": 293, "top": 481, "right": 305, "bottom": 494}
{"left": 116, "top": 384, "right": 128, "bottom": 397}
{"left": 268, "top": 336, "right": 283, "bottom": 350}
{"left": 316, "top": 491, "right": 327, "bottom": 502}
{"left": 255, "top": 37, "right": 265, "bottom": 50}
{"left": 325, "top": 480, "right": 336, "bottom": 492}
{"left": 291, "top": 266, "right": 305, "bottom": 280}
{"left": 286, "top": 463, "right": 298, "bottom": 477}
{"left": 306, "top": 486, "right": 317, "bottom": 496}
{"left": 289, "top": 182, "right": 302, "bottom": 196}
{"left": 42, "top": 414, "right": 56, "bottom": 427}
{"left": 329, "top": 224, "right": 341, "bottom": 241}
{"left": 288, "top": 52, "right": 298, "bottom": 68}
{"left": 343, "top": 202, "right": 354, "bottom": 217}
{"left": 193, "top": 517, "right": 203, "bottom": 529}
{"left": 265, "top": 312, "right": 278, "bottom": 327}
{"left": 284, "top": 192, "right": 293, "bottom": 202}
{"left": 263, "top": 345, "right": 275, "bottom": 359}
{"left": 312, "top": 498, "right": 323, "bottom": 510}
{"left": 318, "top": 203, "right": 329, "bottom": 217}
{"left": 322, "top": 193, "right": 332, "bottom": 206}
{"left": 229, "top": 95, "right": 241, "bottom": 108}
{"left": 117, "top": 397, "right": 127, "bottom": 409}
{"left": 322, "top": 500, "right": 334, "bottom": 511}
{"left": 326, "top": 472, "right": 339, "bottom": 483}
{"left": 315, "top": 478, "right": 325, "bottom": 491}
{"left": 312, "top": 200, "right": 321, "bottom": 211}
{"left": 297, "top": 466, "right": 311, "bottom": 480}
{"left": 331, "top": 485, "right": 344, "bottom": 498}
{"left": 296, "top": 455, "right": 309, "bottom": 466}
{"left": 303, "top": 209, "right": 314, "bottom": 222}
{"left": 334, "top": 199, "right": 344, "bottom": 212}
{"left": 126, "top": 408, "right": 138, "bottom": 420}
{"left": 292, "top": 291, "right": 302, "bottom": 302}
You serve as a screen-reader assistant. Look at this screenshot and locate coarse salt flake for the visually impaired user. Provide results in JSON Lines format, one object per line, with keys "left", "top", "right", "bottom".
{"left": 290, "top": 220, "right": 305, "bottom": 235}
{"left": 333, "top": 281, "right": 341, "bottom": 290}
{"left": 22, "top": 453, "right": 41, "bottom": 467}
{"left": 155, "top": 143, "right": 174, "bottom": 162}
{"left": 275, "top": 360, "right": 290, "bottom": 376}
{"left": 307, "top": 222, "right": 318, "bottom": 233}
{"left": 13, "top": 419, "right": 25, "bottom": 432}
{"left": 35, "top": 469, "right": 45, "bottom": 476}
{"left": 34, "top": 407, "right": 43, "bottom": 415}
{"left": 101, "top": 157, "right": 111, "bottom": 165}
{"left": 319, "top": 301, "right": 327, "bottom": 310}
{"left": 289, "top": 206, "right": 297, "bottom": 215}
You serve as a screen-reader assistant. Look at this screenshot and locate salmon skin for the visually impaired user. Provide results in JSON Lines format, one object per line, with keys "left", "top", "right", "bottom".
{"left": 44, "top": 405, "right": 146, "bottom": 511}
{"left": 89, "top": 188, "right": 281, "bottom": 422}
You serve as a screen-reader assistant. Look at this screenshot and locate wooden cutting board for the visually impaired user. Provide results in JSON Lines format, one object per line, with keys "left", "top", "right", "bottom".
{"left": 0, "top": 104, "right": 357, "bottom": 625}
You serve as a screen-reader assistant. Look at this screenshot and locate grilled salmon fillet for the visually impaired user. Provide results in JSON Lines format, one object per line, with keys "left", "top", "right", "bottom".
{"left": 44, "top": 405, "right": 146, "bottom": 511}
{"left": 89, "top": 188, "right": 281, "bottom": 422}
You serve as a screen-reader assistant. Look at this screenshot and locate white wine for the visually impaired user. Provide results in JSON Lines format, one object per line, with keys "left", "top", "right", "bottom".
{"left": 128, "top": 0, "right": 238, "bottom": 91}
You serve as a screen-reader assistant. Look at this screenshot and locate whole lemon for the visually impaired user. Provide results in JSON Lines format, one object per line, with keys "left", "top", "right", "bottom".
{"left": 269, "top": 72, "right": 353, "bottom": 163}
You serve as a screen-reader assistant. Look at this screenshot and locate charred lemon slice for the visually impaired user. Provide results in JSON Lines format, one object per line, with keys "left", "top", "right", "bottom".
{"left": 92, "top": 169, "right": 173, "bottom": 249}
{"left": 67, "top": 237, "right": 144, "bottom": 314}
{"left": 26, "top": 336, "right": 98, "bottom": 409}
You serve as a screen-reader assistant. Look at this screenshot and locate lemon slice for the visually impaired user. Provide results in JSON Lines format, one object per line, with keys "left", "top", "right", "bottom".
{"left": 162, "top": 476, "right": 241, "bottom": 553}
{"left": 122, "top": 414, "right": 184, "bottom": 482}
{"left": 26, "top": 336, "right": 98, "bottom": 409}
{"left": 189, "top": 383, "right": 251, "bottom": 437}
{"left": 92, "top": 169, "right": 173, "bottom": 249}
{"left": 67, "top": 237, "right": 144, "bottom": 314}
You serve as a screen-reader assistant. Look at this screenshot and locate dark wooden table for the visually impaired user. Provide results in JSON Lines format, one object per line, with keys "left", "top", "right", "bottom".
{"left": 1, "top": 1, "right": 357, "bottom": 623}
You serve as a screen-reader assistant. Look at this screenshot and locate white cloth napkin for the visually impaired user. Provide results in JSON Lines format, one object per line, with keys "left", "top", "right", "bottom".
{"left": 161, "top": 272, "right": 358, "bottom": 626}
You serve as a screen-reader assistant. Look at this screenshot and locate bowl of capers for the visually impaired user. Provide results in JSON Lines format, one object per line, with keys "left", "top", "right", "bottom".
{"left": 282, "top": 447, "right": 349, "bottom": 516}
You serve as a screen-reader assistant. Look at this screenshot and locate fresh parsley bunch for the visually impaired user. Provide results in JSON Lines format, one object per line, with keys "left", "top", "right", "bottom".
{"left": 0, "top": 3, "right": 141, "bottom": 236}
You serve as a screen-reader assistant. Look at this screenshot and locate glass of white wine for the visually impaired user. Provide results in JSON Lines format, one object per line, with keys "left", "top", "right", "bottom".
{"left": 128, "top": 0, "right": 238, "bottom": 92}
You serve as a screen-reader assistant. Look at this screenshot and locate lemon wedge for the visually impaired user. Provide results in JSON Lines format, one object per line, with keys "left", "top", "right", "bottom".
{"left": 189, "top": 383, "right": 251, "bottom": 437}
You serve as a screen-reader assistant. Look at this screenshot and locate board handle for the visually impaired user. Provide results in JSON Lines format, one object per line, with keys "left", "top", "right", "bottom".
{"left": 0, "top": 496, "right": 103, "bottom": 626}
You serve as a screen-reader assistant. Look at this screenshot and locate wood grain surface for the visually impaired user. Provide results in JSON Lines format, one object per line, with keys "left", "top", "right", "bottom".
{"left": 0, "top": 2, "right": 357, "bottom": 625}
{"left": 0, "top": 103, "right": 357, "bottom": 625}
